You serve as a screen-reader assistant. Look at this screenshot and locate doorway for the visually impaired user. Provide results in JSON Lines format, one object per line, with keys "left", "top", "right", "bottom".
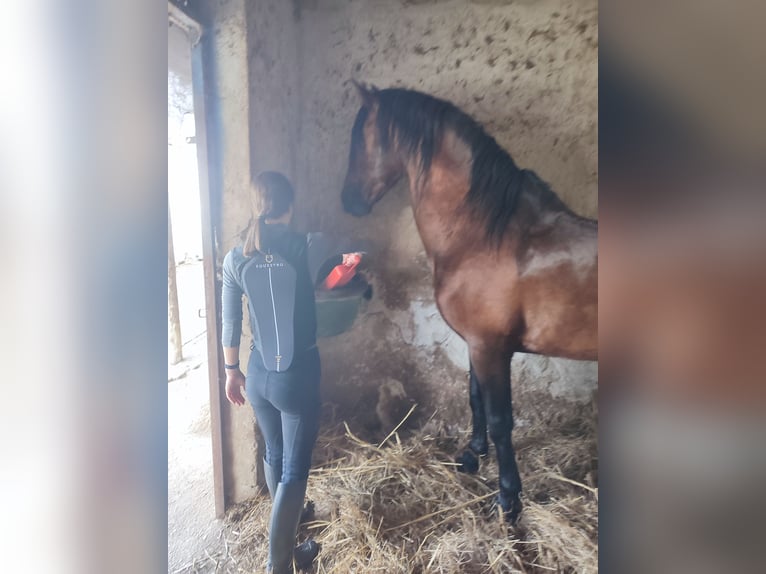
{"left": 168, "top": 5, "right": 226, "bottom": 571}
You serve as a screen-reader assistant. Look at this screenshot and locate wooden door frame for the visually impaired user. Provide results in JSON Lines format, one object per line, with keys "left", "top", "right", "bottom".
{"left": 169, "top": 1, "right": 226, "bottom": 518}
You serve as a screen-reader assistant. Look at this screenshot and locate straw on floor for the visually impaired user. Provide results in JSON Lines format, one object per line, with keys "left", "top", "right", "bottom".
{"left": 183, "top": 394, "right": 597, "bottom": 574}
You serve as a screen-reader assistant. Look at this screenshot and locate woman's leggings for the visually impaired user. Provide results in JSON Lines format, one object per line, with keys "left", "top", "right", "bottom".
{"left": 246, "top": 347, "right": 321, "bottom": 484}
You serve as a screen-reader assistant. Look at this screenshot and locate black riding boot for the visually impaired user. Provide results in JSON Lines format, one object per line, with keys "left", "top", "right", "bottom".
{"left": 263, "top": 461, "right": 320, "bottom": 572}
{"left": 263, "top": 459, "right": 314, "bottom": 522}
{"left": 268, "top": 480, "right": 308, "bottom": 573}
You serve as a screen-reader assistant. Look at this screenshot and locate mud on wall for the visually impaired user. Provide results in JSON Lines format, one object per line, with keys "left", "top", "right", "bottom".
{"left": 291, "top": 0, "right": 598, "bottom": 427}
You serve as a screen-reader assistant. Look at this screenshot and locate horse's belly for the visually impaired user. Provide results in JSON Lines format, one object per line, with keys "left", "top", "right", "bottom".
{"left": 521, "top": 300, "right": 598, "bottom": 360}
{"left": 523, "top": 327, "right": 597, "bottom": 360}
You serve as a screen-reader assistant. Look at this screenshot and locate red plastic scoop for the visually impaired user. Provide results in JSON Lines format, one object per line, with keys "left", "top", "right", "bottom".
{"left": 323, "top": 253, "right": 361, "bottom": 290}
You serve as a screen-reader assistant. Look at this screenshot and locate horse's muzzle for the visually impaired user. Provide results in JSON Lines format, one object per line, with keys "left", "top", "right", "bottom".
{"left": 341, "top": 187, "right": 372, "bottom": 217}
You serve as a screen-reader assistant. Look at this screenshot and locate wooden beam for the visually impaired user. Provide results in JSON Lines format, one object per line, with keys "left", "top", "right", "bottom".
{"left": 191, "top": 29, "right": 227, "bottom": 518}
{"left": 168, "top": 209, "right": 183, "bottom": 365}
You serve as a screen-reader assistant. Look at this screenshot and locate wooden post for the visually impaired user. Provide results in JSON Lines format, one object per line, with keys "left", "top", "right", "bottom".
{"left": 168, "top": 208, "right": 183, "bottom": 365}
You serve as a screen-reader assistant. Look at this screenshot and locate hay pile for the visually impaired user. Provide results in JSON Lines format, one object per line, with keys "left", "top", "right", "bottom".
{"left": 190, "top": 395, "right": 597, "bottom": 573}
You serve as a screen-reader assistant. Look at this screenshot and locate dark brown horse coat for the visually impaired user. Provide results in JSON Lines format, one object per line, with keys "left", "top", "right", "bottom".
{"left": 342, "top": 84, "right": 597, "bottom": 521}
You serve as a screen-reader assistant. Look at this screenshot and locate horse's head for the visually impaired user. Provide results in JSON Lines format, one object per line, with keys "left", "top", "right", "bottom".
{"left": 341, "top": 82, "right": 403, "bottom": 217}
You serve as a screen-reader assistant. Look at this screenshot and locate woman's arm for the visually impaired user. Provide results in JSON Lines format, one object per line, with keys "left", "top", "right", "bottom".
{"left": 222, "top": 346, "right": 246, "bottom": 406}
{"left": 221, "top": 252, "right": 246, "bottom": 406}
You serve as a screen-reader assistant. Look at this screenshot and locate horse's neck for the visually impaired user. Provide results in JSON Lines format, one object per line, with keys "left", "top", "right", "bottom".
{"left": 404, "top": 155, "right": 593, "bottom": 262}
{"left": 399, "top": 132, "right": 475, "bottom": 258}
{"left": 405, "top": 167, "right": 472, "bottom": 260}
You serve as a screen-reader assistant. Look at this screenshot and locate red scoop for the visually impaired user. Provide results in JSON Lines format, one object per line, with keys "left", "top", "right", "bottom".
{"left": 323, "top": 253, "right": 361, "bottom": 290}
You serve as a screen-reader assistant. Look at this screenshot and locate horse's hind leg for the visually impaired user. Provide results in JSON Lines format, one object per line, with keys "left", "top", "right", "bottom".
{"left": 471, "top": 345, "right": 522, "bottom": 523}
{"left": 456, "top": 362, "right": 489, "bottom": 473}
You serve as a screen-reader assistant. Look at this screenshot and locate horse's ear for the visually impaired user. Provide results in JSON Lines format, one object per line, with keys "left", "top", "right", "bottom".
{"left": 352, "top": 79, "right": 378, "bottom": 107}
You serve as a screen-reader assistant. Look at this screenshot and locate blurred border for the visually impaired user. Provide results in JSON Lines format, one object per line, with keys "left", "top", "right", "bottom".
{"left": 600, "top": 1, "right": 766, "bottom": 572}
{"left": 2, "top": 1, "right": 765, "bottom": 573}
{"left": 1, "top": 1, "right": 169, "bottom": 573}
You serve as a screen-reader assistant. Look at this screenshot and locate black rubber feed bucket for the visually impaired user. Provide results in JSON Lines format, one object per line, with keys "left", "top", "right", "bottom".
{"left": 315, "top": 275, "right": 372, "bottom": 338}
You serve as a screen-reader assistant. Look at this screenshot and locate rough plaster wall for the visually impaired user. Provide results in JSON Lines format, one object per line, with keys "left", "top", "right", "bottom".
{"left": 213, "top": 0, "right": 310, "bottom": 505}
{"left": 219, "top": 0, "right": 301, "bottom": 252}
{"left": 293, "top": 0, "right": 599, "bottom": 427}
{"left": 211, "top": 0, "right": 307, "bottom": 506}
{"left": 214, "top": 0, "right": 598, "bottom": 504}
{"left": 246, "top": 0, "right": 301, "bottom": 184}
{"left": 208, "top": 0, "right": 259, "bottom": 505}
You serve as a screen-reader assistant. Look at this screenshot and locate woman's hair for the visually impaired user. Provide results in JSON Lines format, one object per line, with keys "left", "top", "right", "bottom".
{"left": 243, "top": 171, "right": 295, "bottom": 256}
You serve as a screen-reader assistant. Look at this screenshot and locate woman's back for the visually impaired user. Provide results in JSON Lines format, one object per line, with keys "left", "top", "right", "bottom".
{"left": 223, "top": 223, "right": 317, "bottom": 367}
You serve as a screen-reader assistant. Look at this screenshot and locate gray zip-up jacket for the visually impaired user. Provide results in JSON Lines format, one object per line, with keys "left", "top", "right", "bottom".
{"left": 221, "top": 224, "right": 341, "bottom": 371}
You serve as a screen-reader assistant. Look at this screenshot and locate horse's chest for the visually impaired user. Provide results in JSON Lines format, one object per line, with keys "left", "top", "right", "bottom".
{"left": 433, "top": 262, "right": 521, "bottom": 341}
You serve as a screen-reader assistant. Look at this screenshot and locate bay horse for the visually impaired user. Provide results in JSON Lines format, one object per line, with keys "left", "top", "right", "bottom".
{"left": 340, "top": 83, "right": 597, "bottom": 522}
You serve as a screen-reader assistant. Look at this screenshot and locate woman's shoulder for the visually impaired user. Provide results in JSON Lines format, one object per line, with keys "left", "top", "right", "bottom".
{"left": 224, "top": 245, "right": 244, "bottom": 259}
{"left": 223, "top": 246, "right": 248, "bottom": 270}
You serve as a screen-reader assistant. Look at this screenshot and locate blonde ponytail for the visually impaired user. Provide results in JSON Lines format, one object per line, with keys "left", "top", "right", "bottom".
{"left": 243, "top": 215, "right": 266, "bottom": 257}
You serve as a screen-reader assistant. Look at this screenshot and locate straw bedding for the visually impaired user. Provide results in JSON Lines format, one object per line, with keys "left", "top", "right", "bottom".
{"left": 181, "top": 392, "right": 597, "bottom": 573}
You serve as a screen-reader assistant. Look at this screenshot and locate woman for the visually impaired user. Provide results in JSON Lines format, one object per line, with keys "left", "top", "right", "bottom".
{"left": 221, "top": 171, "right": 356, "bottom": 573}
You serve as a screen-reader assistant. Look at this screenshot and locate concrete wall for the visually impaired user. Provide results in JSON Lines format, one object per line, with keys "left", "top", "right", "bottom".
{"left": 211, "top": 0, "right": 598, "bottom": 504}
{"left": 209, "top": 0, "right": 307, "bottom": 505}
{"left": 205, "top": 0, "right": 260, "bottom": 506}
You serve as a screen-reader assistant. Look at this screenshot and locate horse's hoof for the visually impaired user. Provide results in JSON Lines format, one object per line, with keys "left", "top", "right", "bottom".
{"left": 468, "top": 440, "right": 488, "bottom": 458}
{"left": 300, "top": 500, "right": 315, "bottom": 524}
{"left": 456, "top": 450, "right": 480, "bottom": 474}
{"left": 498, "top": 492, "right": 523, "bottom": 525}
{"left": 294, "top": 539, "right": 320, "bottom": 570}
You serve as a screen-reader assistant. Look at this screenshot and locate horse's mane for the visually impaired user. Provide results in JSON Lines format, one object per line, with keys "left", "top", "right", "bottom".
{"left": 374, "top": 88, "right": 561, "bottom": 243}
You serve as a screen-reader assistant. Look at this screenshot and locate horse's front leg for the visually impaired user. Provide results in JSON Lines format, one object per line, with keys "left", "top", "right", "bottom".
{"left": 471, "top": 345, "right": 522, "bottom": 523}
{"left": 456, "top": 362, "right": 489, "bottom": 473}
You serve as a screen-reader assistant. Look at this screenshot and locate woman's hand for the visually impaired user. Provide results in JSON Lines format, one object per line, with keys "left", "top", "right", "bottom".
{"left": 342, "top": 252, "right": 363, "bottom": 266}
{"left": 225, "top": 370, "right": 247, "bottom": 406}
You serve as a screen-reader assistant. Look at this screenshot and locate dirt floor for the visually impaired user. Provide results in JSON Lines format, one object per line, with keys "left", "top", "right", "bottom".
{"left": 168, "top": 261, "right": 223, "bottom": 573}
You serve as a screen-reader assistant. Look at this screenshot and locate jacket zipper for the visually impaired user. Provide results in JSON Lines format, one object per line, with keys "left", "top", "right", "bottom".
{"left": 267, "top": 264, "right": 281, "bottom": 371}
